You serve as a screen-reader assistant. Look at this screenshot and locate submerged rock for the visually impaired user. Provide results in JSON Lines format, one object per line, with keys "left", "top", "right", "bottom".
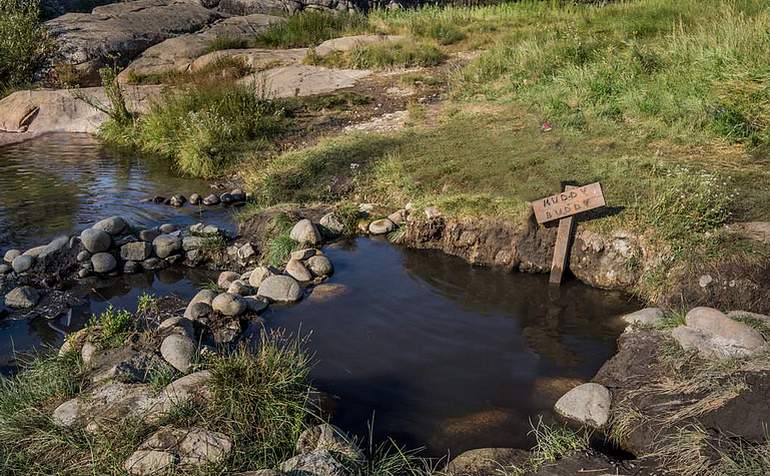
{"left": 5, "top": 286, "right": 40, "bottom": 309}
{"left": 257, "top": 275, "right": 302, "bottom": 302}
{"left": 554, "top": 383, "right": 611, "bottom": 429}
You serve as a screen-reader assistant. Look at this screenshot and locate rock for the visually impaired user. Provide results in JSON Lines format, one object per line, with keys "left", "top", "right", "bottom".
{"left": 315, "top": 34, "right": 405, "bottom": 57}
{"left": 187, "top": 302, "right": 213, "bottom": 321}
{"left": 239, "top": 64, "right": 371, "bottom": 99}
{"left": 139, "top": 228, "right": 161, "bottom": 242}
{"left": 80, "top": 228, "right": 112, "bottom": 253}
{"left": 124, "top": 449, "right": 176, "bottom": 475}
{"left": 159, "top": 223, "right": 178, "bottom": 234}
{"left": 306, "top": 255, "right": 333, "bottom": 277}
{"left": 424, "top": 206, "right": 441, "bottom": 219}
{"left": 0, "top": 264, "right": 10, "bottom": 275}
{"left": 291, "top": 248, "right": 317, "bottom": 260}
{"left": 554, "top": 383, "right": 611, "bottom": 429}
{"left": 218, "top": 271, "right": 241, "bottom": 290}
{"left": 280, "top": 450, "right": 346, "bottom": 476}
{"left": 181, "top": 236, "right": 204, "bottom": 251}
{"left": 4, "top": 286, "right": 40, "bottom": 309}
{"left": 237, "top": 243, "right": 257, "bottom": 263}
{"left": 133, "top": 427, "right": 232, "bottom": 469}
{"left": 676, "top": 307, "right": 768, "bottom": 359}
{"left": 121, "top": 241, "right": 152, "bottom": 261}
{"left": 387, "top": 209, "right": 407, "bottom": 226}
{"left": 445, "top": 448, "right": 529, "bottom": 476}
{"left": 258, "top": 275, "right": 302, "bottom": 302}
{"left": 91, "top": 252, "right": 117, "bottom": 273}
{"left": 212, "top": 293, "right": 247, "bottom": 316}
{"left": 190, "top": 223, "right": 222, "bottom": 236}
{"left": 189, "top": 193, "right": 202, "bottom": 205}
{"left": 152, "top": 234, "right": 182, "bottom": 259}
{"left": 220, "top": 192, "right": 234, "bottom": 204}
{"left": 81, "top": 341, "right": 97, "bottom": 365}
{"left": 290, "top": 219, "right": 322, "bottom": 245}
{"left": 142, "top": 257, "right": 166, "bottom": 270}
{"left": 286, "top": 259, "right": 312, "bottom": 282}
{"left": 203, "top": 194, "right": 220, "bottom": 206}
{"left": 621, "top": 308, "right": 664, "bottom": 327}
{"left": 230, "top": 189, "right": 246, "bottom": 201}
{"left": 227, "top": 280, "right": 254, "bottom": 296}
{"left": 248, "top": 266, "right": 275, "bottom": 288}
{"left": 169, "top": 195, "right": 186, "bottom": 207}
{"left": 160, "top": 334, "right": 196, "bottom": 373}
{"left": 161, "top": 370, "right": 213, "bottom": 406}
{"left": 308, "top": 283, "right": 348, "bottom": 302}
{"left": 39, "top": 236, "right": 70, "bottom": 260}
{"left": 90, "top": 347, "right": 171, "bottom": 384}
{"left": 11, "top": 255, "right": 34, "bottom": 273}
{"left": 46, "top": 0, "right": 221, "bottom": 79}
{"left": 93, "top": 216, "right": 128, "bottom": 235}
{"left": 296, "top": 423, "right": 362, "bottom": 461}
{"left": 3, "top": 249, "right": 21, "bottom": 264}
{"left": 699, "top": 274, "right": 714, "bottom": 288}
{"left": 78, "top": 268, "right": 91, "bottom": 278}
{"left": 727, "top": 310, "right": 770, "bottom": 323}
{"left": 123, "top": 261, "right": 141, "bottom": 274}
{"left": 368, "top": 218, "right": 395, "bottom": 235}
{"left": 319, "top": 213, "right": 345, "bottom": 236}
{"left": 243, "top": 296, "right": 269, "bottom": 313}
{"left": 158, "top": 316, "right": 191, "bottom": 332}
{"left": 76, "top": 250, "right": 91, "bottom": 262}
{"left": 184, "top": 289, "right": 217, "bottom": 319}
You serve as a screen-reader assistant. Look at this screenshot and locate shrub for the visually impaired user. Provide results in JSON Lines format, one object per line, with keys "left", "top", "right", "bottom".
{"left": 0, "top": 0, "right": 50, "bottom": 95}
{"left": 87, "top": 306, "right": 134, "bottom": 348}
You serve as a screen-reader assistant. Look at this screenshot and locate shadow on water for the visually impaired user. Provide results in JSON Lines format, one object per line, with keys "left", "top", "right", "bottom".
{"left": 266, "top": 238, "right": 638, "bottom": 457}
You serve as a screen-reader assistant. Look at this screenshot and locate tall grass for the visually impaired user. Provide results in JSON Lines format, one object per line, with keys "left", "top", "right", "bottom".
{"left": 0, "top": 0, "right": 50, "bottom": 96}
{"left": 240, "top": 11, "right": 368, "bottom": 49}
{"left": 315, "top": 40, "right": 447, "bottom": 70}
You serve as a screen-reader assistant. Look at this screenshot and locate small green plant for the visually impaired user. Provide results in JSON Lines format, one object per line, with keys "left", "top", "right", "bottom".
{"left": 147, "top": 364, "right": 177, "bottom": 393}
{"left": 205, "top": 36, "right": 250, "bottom": 54}
{"left": 0, "top": 0, "right": 50, "bottom": 96}
{"left": 527, "top": 417, "right": 590, "bottom": 470}
{"left": 199, "top": 235, "right": 228, "bottom": 252}
{"left": 136, "top": 292, "right": 158, "bottom": 314}
{"left": 87, "top": 306, "right": 134, "bottom": 348}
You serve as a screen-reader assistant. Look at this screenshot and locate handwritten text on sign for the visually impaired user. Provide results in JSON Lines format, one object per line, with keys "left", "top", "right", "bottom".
{"left": 532, "top": 182, "right": 606, "bottom": 224}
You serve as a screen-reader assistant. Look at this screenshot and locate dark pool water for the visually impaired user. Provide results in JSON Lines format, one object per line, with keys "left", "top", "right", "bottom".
{"left": 266, "top": 238, "right": 637, "bottom": 457}
{"left": 0, "top": 134, "right": 639, "bottom": 458}
{"left": 0, "top": 133, "right": 234, "bottom": 251}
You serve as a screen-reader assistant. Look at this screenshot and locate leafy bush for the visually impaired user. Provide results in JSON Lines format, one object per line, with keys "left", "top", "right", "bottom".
{"left": 0, "top": 0, "right": 50, "bottom": 95}
{"left": 87, "top": 306, "right": 134, "bottom": 348}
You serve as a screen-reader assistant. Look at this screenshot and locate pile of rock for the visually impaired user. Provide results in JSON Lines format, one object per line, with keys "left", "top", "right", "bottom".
{"left": 146, "top": 189, "right": 248, "bottom": 208}
{"left": 354, "top": 205, "right": 408, "bottom": 237}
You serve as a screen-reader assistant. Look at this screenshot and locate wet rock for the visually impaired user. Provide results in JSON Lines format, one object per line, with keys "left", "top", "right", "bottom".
{"left": 169, "top": 195, "right": 186, "bottom": 207}
{"left": 124, "top": 449, "right": 176, "bottom": 475}
{"left": 142, "top": 257, "right": 166, "bottom": 271}
{"left": 91, "top": 253, "right": 117, "bottom": 274}
{"left": 124, "top": 260, "right": 141, "bottom": 274}
{"left": 121, "top": 241, "right": 152, "bottom": 261}
{"left": 291, "top": 248, "right": 317, "bottom": 261}
{"left": 3, "top": 249, "right": 21, "bottom": 264}
{"left": 319, "top": 212, "right": 345, "bottom": 235}
{"left": 93, "top": 216, "right": 128, "bottom": 235}
{"left": 244, "top": 296, "right": 269, "bottom": 313}
{"left": 554, "top": 383, "right": 610, "bottom": 429}
{"left": 297, "top": 423, "right": 362, "bottom": 461}
{"left": 671, "top": 307, "right": 768, "bottom": 359}
{"left": 227, "top": 280, "right": 254, "bottom": 296}
{"left": 5, "top": 286, "right": 40, "bottom": 309}
{"left": 308, "top": 283, "right": 349, "bottom": 303}
{"left": 280, "top": 450, "right": 346, "bottom": 476}
{"left": 445, "top": 448, "right": 529, "bottom": 476}
{"left": 159, "top": 223, "right": 178, "bottom": 234}
{"left": 248, "top": 266, "right": 275, "bottom": 288}
{"left": 76, "top": 250, "right": 91, "bottom": 262}
{"left": 212, "top": 293, "right": 247, "bottom": 316}
{"left": 152, "top": 234, "right": 182, "bottom": 259}
{"left": 184, "top": 289, "right": 217, "bottom": 319}
{"left": 11, "top": 255, "right": 34, "bottom": 273}
{"left": 139, "top": 228, "right": 161, "bottom": 242}
{"left": 257, "top": 275, "right": 302, "bottom": 302}
{"left": 0, "top": 264, "right": 10, "bottom": 275}
{"left": 369, "top": 218, "right": 395, "bottom": 235}
{"left": 203, "top": 194, "right": 220, "bottom": 206}
{"left": 160, "top": 334, "right": 196, "bottom": 373}
{"left": 80, "top": 228, "right": 112, "bottom": 253}
{"left": 218, "top": 271, "right": 240, "bottom": 290}
{"left": 621, "top": 308, "right": 664, "bottom": 327}
{"left": 189, "top": 193, "right": 202, "bottom": 205}
{"left": 306, "top": 255, "right": 333, "bottom": 277}
{"left": 286, "top": 259, "right": 312, "bottom": 282}
{"left": 290, "top": 219, "right": 322, "bottom": 245}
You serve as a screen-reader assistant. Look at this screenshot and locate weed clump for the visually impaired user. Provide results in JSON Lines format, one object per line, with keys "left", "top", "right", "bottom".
{"left": 0, "top": 0, "right": 50, "bottom": 96}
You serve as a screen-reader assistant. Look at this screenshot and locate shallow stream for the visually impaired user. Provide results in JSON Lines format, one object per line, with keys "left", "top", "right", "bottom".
{"left": 0, "top": 134, "right": 638, "bottom": 457}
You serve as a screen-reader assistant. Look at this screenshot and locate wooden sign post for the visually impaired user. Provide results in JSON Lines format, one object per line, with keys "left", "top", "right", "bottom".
{"left": 531, "top": 182, "right": 606, "bottom": 285}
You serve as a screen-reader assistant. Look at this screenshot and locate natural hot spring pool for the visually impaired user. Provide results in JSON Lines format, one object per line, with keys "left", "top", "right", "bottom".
{"left": 0, "top": 134, "right": 639, "bottom": 457}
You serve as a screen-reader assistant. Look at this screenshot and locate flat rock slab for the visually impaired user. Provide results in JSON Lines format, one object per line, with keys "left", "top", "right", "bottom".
{"left": 46, "top": 0, "right": 221, "bottom": 78}
{"left": 190, "top": 47, "right": 308, "bottom": 73}
{"left": 237, "top": 64, "right": 371, "bottom": 98}
{"left": 117, "top": 14, "right": 285, "bottom": 82}
{"left": 0, "top": 86, "right": 162, "bottom": 134}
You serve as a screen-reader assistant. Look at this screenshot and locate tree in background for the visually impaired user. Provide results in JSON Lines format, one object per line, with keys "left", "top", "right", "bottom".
{"left": 0, "top": 0, "right": 50, "bottom": 96}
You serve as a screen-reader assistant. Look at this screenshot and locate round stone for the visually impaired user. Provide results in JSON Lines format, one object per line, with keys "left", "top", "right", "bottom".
{"left": 80, "top": 228, "right": 112, "bottom": 253}
{"left": 306, "top": 255, "right": 334, "bottom": 277}
{"left": 0, "top": 264, "right": 11, "bottom": 275}
{"left": 123, "top": 260, "right": 140, "bottom": 274}
{"left": 212, "top": 293, "right": 247, "bottom": 316}
{"left": 368, "top": 218, "right": 395, "bottom": 235}
{"left": 92, "top": 216, "right": 128, "bottom": 236}
{"left": 554, "top": 383, "right": 611, "bottom": 429}
{"left": 290, "top": 219, "right": 322, "bottom": 245}
{"left": 248, "top": 266, "right": 275, "bottom": 288}
{"left": 3, "top": 249, "right": 21, "bottom": 264}
{"left": 160, "top": 334, "right": 196, "bottom": 373}
{"left": 188, "top": 302, "right": 213, "bottom": 321}
{"left": 152, "top": 234, "right": 182, "bottom": 259}
{"left": 285, "top": 259, "right": 312, "bottom": 282}
{"left": 76, "top": 250, "right": 91, "bottom": 262}
{"left": 203, "top": 194, "right": 220, "bottom": 206}
{"left": 319, "top": 213, "right": 345, "bottom": 235}
{"left": 218, "top": 271, "right": 240, "bottom": 290}
{"left": 91, "top": 253, "right": 117, "bottom": 274}
{"left": 227, "top": 280, "right": 254, "bottom": 296}
{"left": 184, "top": 289, "right": 217, "bottom": 319}
{"left": 257, "top": 275, "right": 303, "bottom": 303}
{"left": 11, "top": 255, "right": 34, "bottom": 273}
{"left": 159, "top": 223, "right": 178, "bottom": 234}
{"left": 189, "top": 193, "right": 202, "bottom": 205}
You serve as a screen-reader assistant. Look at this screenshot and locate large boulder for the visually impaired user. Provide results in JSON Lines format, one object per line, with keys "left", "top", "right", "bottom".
{"left": 45, "top": 0, "right": 221, "bottom": 80}
{"left": 306, "top": 255, "right": 333, "bottom": 277}
{"left": 554, "top": 383, "right": 611, "bottom": 429}
{"left": 152, "top": 234, "right": 182, "bottom": 259}
{"left": 91, "top": 252, "right": 117, "bottom": 273}
{"left": 80, "top": 228, "right": 112, "bottom": 253}
{"left": 211, "top": 293, "right": 247, "bottom": 316}
{"left": 285, "top": 259, "right": 312, "bottom": 282}
{"left": 289, "top": 219, "right": 322, "bottom": 245}
{"left": 671, "top": 307, "right": 767, "bottom": 360}
{"left": 257, "top": 275, "right": 302, "bottom": 302}
{"left": 118, "top": 14, "right": 285, "bottom": 81}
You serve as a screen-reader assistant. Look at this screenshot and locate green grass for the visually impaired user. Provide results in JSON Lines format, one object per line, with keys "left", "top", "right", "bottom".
{"left": 0, "top": 0, "right": 50, "bottom": 97}
{"left": 311, "top": 40, "right": 447, "bottom": 70}
{"left": 136, "top": 292, "right": 158, "bottom": 314}
{"left": 87, "top": 306, "right": 133, "bottom": 349}
{"left": 100, "top": 82, "right": 289, "bottom": 178}
{"left": 262, "top": 213, "right": 301, "bottom": 267}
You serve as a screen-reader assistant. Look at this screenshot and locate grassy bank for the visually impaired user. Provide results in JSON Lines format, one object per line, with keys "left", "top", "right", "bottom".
{"left": 0, "top": 0, "right": 50, "bottom": 97}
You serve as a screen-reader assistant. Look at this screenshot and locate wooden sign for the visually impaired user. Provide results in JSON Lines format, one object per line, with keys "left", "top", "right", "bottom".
{"left": 530, "top": 183, "right": 606, "bottom": 285}
{"left": 532, "top": 182, "right": 605, "bottom": 224}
